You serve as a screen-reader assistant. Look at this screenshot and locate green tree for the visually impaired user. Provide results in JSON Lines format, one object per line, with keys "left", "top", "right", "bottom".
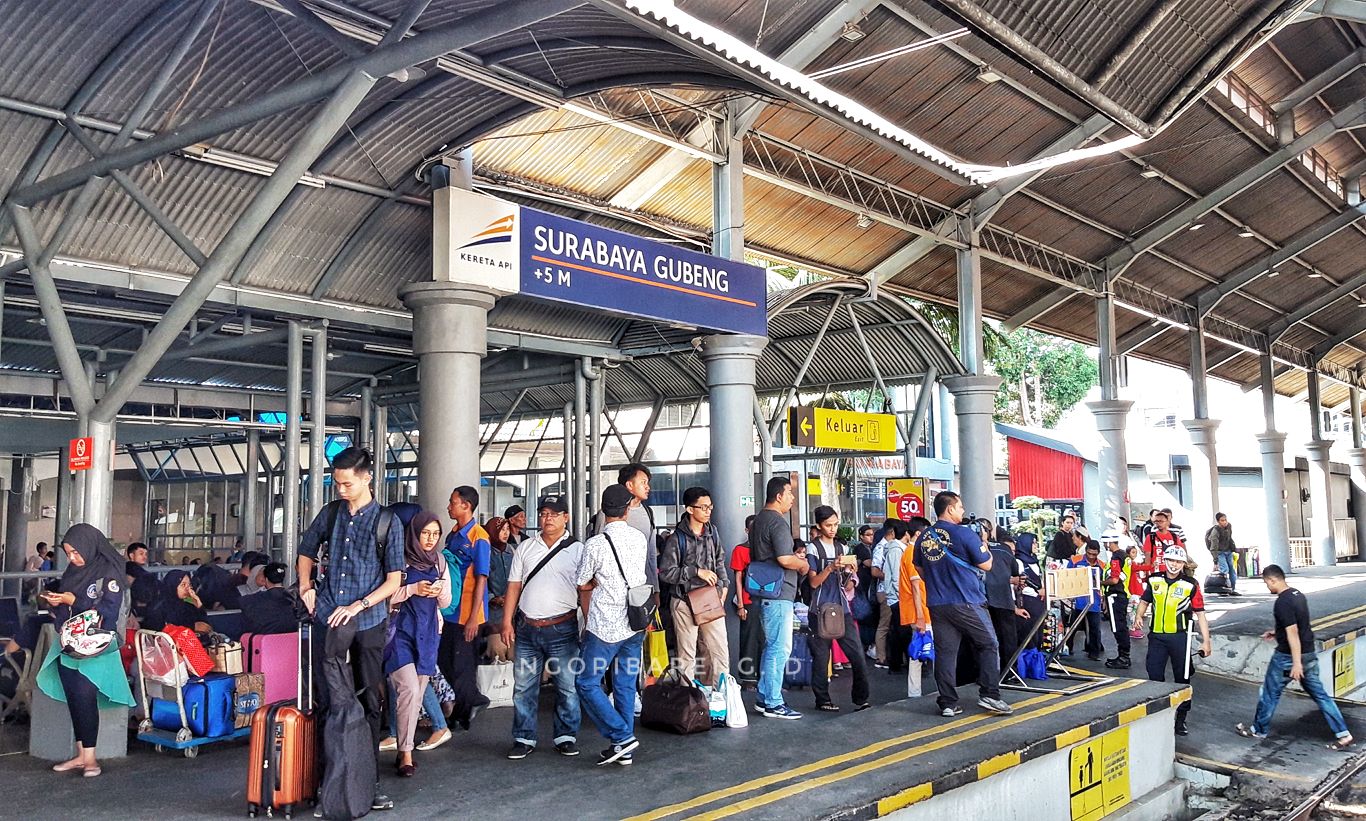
{"left": 991, "top": 329, "right": 1097, "bottom": 427}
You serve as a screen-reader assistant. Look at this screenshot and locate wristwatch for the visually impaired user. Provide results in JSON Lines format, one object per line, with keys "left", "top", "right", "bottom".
{"left": 360, "top": 597, "right": 371, "bottom": 609}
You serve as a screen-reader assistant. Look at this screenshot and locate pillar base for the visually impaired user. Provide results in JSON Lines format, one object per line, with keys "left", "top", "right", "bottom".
{"left": 697, "top": 334, "right": 767, "bottom": 383}
{"left": 400, "top": 281, "right": 497, "bottom": 356}
{"left": 1086, "top": 399, "right": 1134, "bottom": 431}
{"left": 1256, "top": 431, "right": 1287, "bottom": 454}
{"left": 1181, "top": 417, "right": 1220, "bottom": 447}
{"left": 942, "top": 374, "right": 1002, "bottom": 411}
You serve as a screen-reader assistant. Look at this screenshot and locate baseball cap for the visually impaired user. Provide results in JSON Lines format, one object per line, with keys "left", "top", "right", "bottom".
{"left": 601, "top": 484, "right": 634, "bottom": 512}
{"left": 1163, "top": 546, "right": 1187, "bottom": 563}
{"left": 537, "top": 495, "right": 569, "bottom": 514}
{"left": 504, "top": 504, "right": 525, "bottom": 518}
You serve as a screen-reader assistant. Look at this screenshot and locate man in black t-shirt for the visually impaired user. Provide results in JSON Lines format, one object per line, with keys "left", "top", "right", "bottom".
{"left": 750, "top": 476, "right": 805, "bottom": 720}
{"left": 1236, "top": 565, "right": 1353, "bottom": 749}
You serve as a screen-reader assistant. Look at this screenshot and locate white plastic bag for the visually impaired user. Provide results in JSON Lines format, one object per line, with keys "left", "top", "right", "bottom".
{"left": 476, "top": 660, "right": 514, "bottom": 709}
{"left": 907, "top": 660, "right": 923, "bottom": 698}
{"left": 723, "top": 672, "right": 748, "bottom": 728}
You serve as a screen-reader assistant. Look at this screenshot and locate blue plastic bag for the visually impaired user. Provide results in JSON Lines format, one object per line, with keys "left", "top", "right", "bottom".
{"left": 908, "top": 629, "right": 935, "bottom": 662}
{"left": 1022, "top": 648, "right": 1049, "bottom": 680}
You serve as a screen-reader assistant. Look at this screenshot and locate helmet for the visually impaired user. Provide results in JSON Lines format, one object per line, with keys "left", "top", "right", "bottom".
{"left": 1162, "top": 546, "right": 1187, "bottom": 564}
{"left": 59, "top": 610, "right": 115, "bottom": 659}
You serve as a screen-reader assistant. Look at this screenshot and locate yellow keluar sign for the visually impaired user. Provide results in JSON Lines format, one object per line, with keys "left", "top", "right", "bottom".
{"left": 789, "top": 406, "right": 897, "bottom": 452}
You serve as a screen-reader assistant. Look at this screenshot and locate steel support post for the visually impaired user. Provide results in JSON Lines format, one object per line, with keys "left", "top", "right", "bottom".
{"left": 82, "top": 419, "right": 116, "bottom": 534}
{"left": 574, "top": 363, "right": 589, "bottom": 522}
{"left": 1182, "top": 320, "right": 1219, "bottom": 572}
{"left": 5, "top": 457, "right": 32, "bottom": 597}
{"left": 564, "top": 401, "right": 579, "bottom": 542}
{"left": 585, "top": 358, "right": 604, "bottom": 514}
{"left": 754, "top": 397, "right": 774, "bottom": 491}
{"left": 359, "top": 384, "right": 373, "bottom": 453}
{"left": 955, "top": 220, "right": 985, "bottom": 374}
{"left": 242, "top": 428, "right": 261, "bottom": 553}
{"left": 283, "top": 322, "right": 303, "bottom": 581}
{"left": 711, "top": 104, "right": 744, "bottom": 261}
{"left": 309, "top": 323, "right": 328, "bottom": 519}
{"left": 906, "top": 368, "right": 938, "bottom": 477}
{"left": 1306, "top": 439, "right": 1337, "bottom": 566}
{"left": 699, "top": 335, "right": 767, "bottom": 556}
{"left": 55, "top": 443, "right": 72, "bottom": 545}
{"left": 372, "top": 401, "right": 388, "bottom": 508}
{"left": 400, "top": 283, "right": 495, "bottom": 514}
{"left": 943, "top": 375, "right": 1001, "bottom": 520}
{"left": 1258, "top": 352, "right": 1292, "bottom": 570}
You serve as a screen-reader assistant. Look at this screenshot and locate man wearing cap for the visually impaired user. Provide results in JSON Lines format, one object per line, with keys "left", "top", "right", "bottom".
{"left": 505, "top": 505, "right": 528, "bottom": 547}
{"left": 500, "top": 494, "right": 585, "bottom": 760}
{"left": 1134, "top": 546, "right": 1211, "bottom": 735}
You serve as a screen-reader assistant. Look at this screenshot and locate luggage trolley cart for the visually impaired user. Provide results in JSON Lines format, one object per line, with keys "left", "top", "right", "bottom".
{"left": 1001, "top": 563, "right": 1114, "bottom": 695}
{"left": 134, "top": 629, "right": 249, "bottom": 757}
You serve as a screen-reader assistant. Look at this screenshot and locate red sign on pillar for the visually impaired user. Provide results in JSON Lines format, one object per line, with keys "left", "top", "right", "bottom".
{"left": 69, "top": 437, "right": 93, "bottom": 471}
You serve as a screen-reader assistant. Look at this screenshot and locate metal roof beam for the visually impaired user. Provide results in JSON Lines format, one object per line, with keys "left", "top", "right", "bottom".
{"left": 1089, "top": 0, "right": 1181, "bottom": 90}
{"left": 1268, "top": 267, "right": 1366, "bottom": 342}
{"left": 1298, "top": 0, "right": 1366, "bottom": 23}
{"left": 1312, "top": 315, "right": 1366, "bottom": 361}
{"left": 1270, "top": 47, "right": 1366, "bottom": 113}
{"left": 1003, "top": 287, "right": 1077, "bottom": 332}
{"left": 1116, "top": 322, "right": 1171, "bottom": 355}
{"left": 1104, "top": 98, "right": 1366, "bottom": 281}
{"left": 1197, "top": 201, "right": 1366, "bottom": 315}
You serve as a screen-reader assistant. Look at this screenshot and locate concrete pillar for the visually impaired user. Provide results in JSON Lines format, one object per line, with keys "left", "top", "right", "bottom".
{"left": 82, "top": 419, "right": 116, "bottom": 534}
{"left": 955, "top": 220, "right": 984, "bottom": 375}
{"left": 241, "top": 428, "right": 260, "bottom": 553}
{"left": 1349, "top": 448, "right": 1366, "bottom": 561}
{"left": 699, "top": 334, "right": 767, "bottom": 554}
{"left": 400, "top": 282, "right": 496, "bottom": 514}
{"left": 1181, "top": 418, "right": 1219, "bottom": 573}
{"left": 5, "top": 457, "right": 32, "bottom": 597}
{"left": 943, "top": 374, "right": 1002, "bottom": 520}
{"left": 1305, "top": 439, "right": 1337, "bottom": 566}
{"left": 1088, "top": 400, "right": 1133, "bottom": 529}
{"left": 1258, "top": 433, "right": 1292, "bottom": 571}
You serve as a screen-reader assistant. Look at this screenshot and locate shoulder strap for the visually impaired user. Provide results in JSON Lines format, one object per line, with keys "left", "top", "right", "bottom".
{"left": 323, "top": 499, "right": 343, "bottom": 543}
{"left": 603, "top": 531, "right": 629, "bottom": 586}
{"left": 522, "top": 536, "right": 572, "bottom": 590}
{"left": 375, "top": 506, "right": 394, "bottom": 551}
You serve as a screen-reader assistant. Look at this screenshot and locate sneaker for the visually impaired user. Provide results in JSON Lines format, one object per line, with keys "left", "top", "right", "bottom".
{"left": 1104, "top": 656, "right": 1131, "bottom": 669}
{"left": 597, "top": 738, "right": 639, "bottom": 766}
{"left": 754, "top": 702, "right": 768, "bottom": 715}
{"left": 378, "top": 736, "right": 398, "bottom": 752}
{"left": 506, "top": 742, "right": 535, "bottom": 760}
{"left": 865, "top": 646, "right": 878, "bottom": 659}
{"left": 763, "top": 704, "right": 803, "bottom": 720}
{"left": 940, "top": 705, "right": 963, "bottom": 718}
{"left": 371, "top": 793, "right": 394, "bottom": 812}
{"left": 1129, "top": 628, "right": 1144, "bottom": 639}
{"left": 634, "top": 694, "right": 643, "bottom": 717}
{"left": 873, "top": 662, "right": 889, "bottom": 670}
{"left": 853, "top": 702, "right": 872, "bottom": 712}
{"left": 1234, "top": 722, "right": 1267, "bottom": 740}
{"left": 1175, "top": 722, "right": 1189, "bottom": 736}
{"left": 556, "top": 740, "right": 580, "bottom": 756}
{"left": 977, "top": 697, "right": 1014, "bottom": 715}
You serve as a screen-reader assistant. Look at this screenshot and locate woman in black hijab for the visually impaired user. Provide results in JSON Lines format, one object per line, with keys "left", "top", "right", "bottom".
{"left": 35, "top": 524, "right": 135, "bottom": 777}
{"left": 143, "top": 570, "right": 209, "bottom": 632}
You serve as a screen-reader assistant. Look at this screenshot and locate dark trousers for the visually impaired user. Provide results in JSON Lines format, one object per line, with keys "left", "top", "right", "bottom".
{"left": 885, "top": 615, "right": 911, "bottom": 673}
{"left": 57, "top": 664, "right": 100, "bottom": 747}
{"left": 438, "top": 624, "right": 489, "bottom": 724}
{"left": 321, "top": 620, "right": 387, "bottom": 758}
{"left": 1145, "top": 632, "right": 1192, "bottom": 724}
{"left": 808, "top": 613, "right": 870, "bottom": 707}
{"left": 736, "top": 607, "right": 765, "bottom": 683}
{"left": 988, "top": 606, "right": 1019, "bottom": 674}
{"left": 1109, "top": 593, "right": 1131, "bottom": 657}
{"left": 1067, "top": 609, "right": 1104, "bottom": 657}
{"left": 928, "top": 603, "right": 1001, "bottom": 708}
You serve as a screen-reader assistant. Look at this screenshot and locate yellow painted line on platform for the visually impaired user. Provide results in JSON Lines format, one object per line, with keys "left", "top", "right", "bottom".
{"left": 624, "top": 692, "right": 1062, "bottom": 821}
{"left": 684, "top": 679, "right": 1146, "bottom": 821}
{"left": 1118, "top": 704, "right": 1148, "bottom": 725}
{"left": 1313, "top": 604, "right": 1366, "bottom": 631}
{"left": 977, "top": 750, "right": 1021, "bottom": 778}
{"left": 1170, "top": 687, "right": 1192, "bottom": 707}
{"left": 877, "top": 782, "right": 933, "bottom": 815}
{"left": 1178, "top": 754, "right": 1314, "bottom": 784}
{"left": 1054, "top": 724, "right": 1092, "bottom": 748}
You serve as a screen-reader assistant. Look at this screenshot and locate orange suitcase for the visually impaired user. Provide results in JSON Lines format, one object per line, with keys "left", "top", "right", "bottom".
{"left": 247, "top": 625, "right": 316, "bottom": 819}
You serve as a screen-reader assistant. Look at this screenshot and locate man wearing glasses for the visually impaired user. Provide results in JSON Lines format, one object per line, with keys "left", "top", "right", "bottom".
{"left": 499, "top": 495, "right": 586, "bottom": 760}
{"left": 659, "top": 486, "right": 729, "bottom": 686}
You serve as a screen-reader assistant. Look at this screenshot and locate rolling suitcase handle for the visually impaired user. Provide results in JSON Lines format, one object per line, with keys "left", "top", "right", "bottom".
{"left": 298, "top": 621, "right": 312, "bottom": 713}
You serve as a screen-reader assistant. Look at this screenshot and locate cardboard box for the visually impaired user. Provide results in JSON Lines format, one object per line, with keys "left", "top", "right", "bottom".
{"left": 232, "top": 672, "right": 265, "bottom": 728}
{"left": 211, "top": 642, "right": 243, "bottom": 675}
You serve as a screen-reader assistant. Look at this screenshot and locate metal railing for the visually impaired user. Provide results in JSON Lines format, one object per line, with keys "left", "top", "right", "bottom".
{"left": 1289, "top": 537, "right": 1313, "bottom": 569}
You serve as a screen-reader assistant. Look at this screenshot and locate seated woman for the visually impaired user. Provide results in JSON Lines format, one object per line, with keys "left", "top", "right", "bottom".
{"left": 383, "top": 511, "right": 452, "bottom": 777}
{"left": 35, "top": 524, "right": 135, "bottom": 778}
{"left": 143, "top": 570, "right": 210, "bottom": 633}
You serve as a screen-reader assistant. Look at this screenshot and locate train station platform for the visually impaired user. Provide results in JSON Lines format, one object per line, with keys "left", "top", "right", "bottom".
{"left": 1, "top": 662, "right": 1186, "bottom": 820}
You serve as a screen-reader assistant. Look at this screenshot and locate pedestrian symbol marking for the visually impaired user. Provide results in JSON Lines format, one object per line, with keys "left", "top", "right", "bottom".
{"left": 1334, "top": 645, "right": 1356, "bottom": 697}
{"left": 1069, "top": 726, "right": 1130, "bottom": 821}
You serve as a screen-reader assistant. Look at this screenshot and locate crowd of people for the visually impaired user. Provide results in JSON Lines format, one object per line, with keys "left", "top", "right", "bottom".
{"left": 23, "top": 448, "right": 1355, "bottom": 809}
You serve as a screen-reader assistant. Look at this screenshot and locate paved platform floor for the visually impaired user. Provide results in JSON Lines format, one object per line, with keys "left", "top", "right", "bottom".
{"left": 1201, "top": 562, "right": 1366, "bottom": 643}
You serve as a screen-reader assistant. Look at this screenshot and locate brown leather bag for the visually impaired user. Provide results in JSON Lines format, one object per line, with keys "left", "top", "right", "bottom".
{"left": 686, "top": 584, "right": 726, "bottom": 625}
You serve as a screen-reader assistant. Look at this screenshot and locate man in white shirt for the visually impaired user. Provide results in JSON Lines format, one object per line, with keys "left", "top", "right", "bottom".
{"left": 500, "top": 495, "right": 584, "bottom": 760}
{"left": 869, "top": 519, "right": 903, "bottom": 668}
{"left": 576, "top": 484, "right": 649, "bottom": 766}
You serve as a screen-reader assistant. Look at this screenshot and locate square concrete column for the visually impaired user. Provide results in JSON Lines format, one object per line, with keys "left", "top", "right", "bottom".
{"left": 1350, "top": 448, "right": 1366, "bottom": 561}
{"left": 1087, "top": 399, "right": 1133, "bottom": 529}
{"left": 943, "top": 374, "right": 1001, "bottom": 520}
{"left": 400, "top": 281, "right": 496, "bottom": 514}
{"left": 699, "top": 334, "right": 767, "bottom": 554}
{"left": 1305, "top": 439, "right": 1337, "bottom": 567}
{"left": 1181, "top": 418, "right": 1219, "bottom": 573}
{"left": 1257, "top": 432, "right": 1292, "bottom": 571}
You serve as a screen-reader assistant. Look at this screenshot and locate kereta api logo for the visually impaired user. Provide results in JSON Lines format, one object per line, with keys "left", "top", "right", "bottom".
{"left": 458, "top": 215, "right": 515, "bottom": 250}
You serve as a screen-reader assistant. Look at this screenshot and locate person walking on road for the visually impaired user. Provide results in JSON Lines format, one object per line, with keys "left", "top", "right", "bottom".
{"left": 1134, "top": 546, "right": 1211, "bottom": 736}
{"left": 1206, "top": 513, "right": 1238, "bottom": 594}
{"left": 1236, "top": 565, "right": 1353, "bottom": 751}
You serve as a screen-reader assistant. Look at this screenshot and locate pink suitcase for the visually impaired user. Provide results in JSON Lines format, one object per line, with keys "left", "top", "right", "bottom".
{"left": 243, "top": 632, "right": 300, "bottom": 706}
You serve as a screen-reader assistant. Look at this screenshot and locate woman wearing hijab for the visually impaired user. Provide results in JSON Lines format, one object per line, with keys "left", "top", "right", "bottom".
{"left": 383, "top": 511, "right": 452, "bottom": 777}
{"left": 483, "top": 517, "right": 515, "bottom": 662}
{"left": 35, "top": 524, "right": 135, "bottom": 778}
{"left": 143, "top": 570, "right": 209, "bottom": 633}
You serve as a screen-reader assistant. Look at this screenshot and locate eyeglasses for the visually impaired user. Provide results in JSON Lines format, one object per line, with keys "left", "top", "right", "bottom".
{"left": 688, "top": 504, "right": 714, "bottom": 512}
{"left": 538, "top": 510, "right": 567, "bottom": 517}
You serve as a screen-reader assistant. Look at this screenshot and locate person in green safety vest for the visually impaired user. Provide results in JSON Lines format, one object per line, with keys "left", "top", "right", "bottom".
{"left": 1134, "top": 546, "right": 1211, "bottom": 736}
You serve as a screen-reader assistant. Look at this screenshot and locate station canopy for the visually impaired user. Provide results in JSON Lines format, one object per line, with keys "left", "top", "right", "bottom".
{"left": 1, "top": 0, "right": 1364, "bottom": 427}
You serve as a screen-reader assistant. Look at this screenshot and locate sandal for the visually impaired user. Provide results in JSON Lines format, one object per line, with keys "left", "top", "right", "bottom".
{"left": 1328, "top": 737, "right": 1354, "bottom": 751}
{"left": 1234, "top": 723, "right": 1266, "bottom": 740}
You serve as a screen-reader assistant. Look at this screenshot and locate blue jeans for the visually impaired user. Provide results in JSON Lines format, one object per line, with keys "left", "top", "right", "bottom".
{"left": 386, "top": 679, "right": 447, "bottom": 737}
{"left": 576, "top": 630, "right": 644, "bottom": 745}
{"left": 512, "top": 619, "right": 581, "bottom": 747}
{"left": 1217, "top": 552, "right": 1237, "bottom": 590}
{"left": 1252, "top": 651, "right": 1350, "bottom": 739}
{"left": 758, "top": 598, "right": 795, "bottom": 709}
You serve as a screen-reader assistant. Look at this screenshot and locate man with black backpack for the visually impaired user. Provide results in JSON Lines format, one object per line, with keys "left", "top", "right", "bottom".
{"left": 500, "top": 494, "right": 585, "bottom": 760}
{"left": 297, "top": 446, "right": 403, "bottom": 814}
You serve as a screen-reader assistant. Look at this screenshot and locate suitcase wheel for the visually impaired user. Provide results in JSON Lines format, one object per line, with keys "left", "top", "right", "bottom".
{"left": 138, "top": 719, "right": 152, "bottom": 734}
{"left": 248, "top": 804, "right": 258, "bottom": 818}
{"left": 184, "top": 746, "right": 198, "bottom": 759}
{"left": 153, "top": 745, "right": 165, "bottom": 754}
{"left": 175, "top": 727, "right": 193, "bottom": 744}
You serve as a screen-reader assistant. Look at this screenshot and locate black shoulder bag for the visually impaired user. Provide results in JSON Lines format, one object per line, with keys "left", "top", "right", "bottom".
{"left": 604, "top": 532, "right": 658, "bottom": 631}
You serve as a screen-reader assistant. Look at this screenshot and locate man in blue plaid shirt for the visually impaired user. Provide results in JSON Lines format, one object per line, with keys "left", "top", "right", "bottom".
{"left": 298, "top": 446, "right": 403, "bottom": 812}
